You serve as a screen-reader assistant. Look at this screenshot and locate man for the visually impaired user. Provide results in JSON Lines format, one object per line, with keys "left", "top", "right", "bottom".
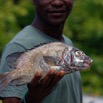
{"left": 0, "top": 0, "right": 82, "bottom": 103}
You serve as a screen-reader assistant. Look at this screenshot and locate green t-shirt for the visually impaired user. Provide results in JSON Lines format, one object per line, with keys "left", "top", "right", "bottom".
{"left": 0, "top": 25, "right": 82, "bottom": 103}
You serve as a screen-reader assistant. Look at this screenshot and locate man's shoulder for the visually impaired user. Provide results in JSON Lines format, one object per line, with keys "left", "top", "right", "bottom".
{"left": 63, "top": 35, "right": 73, "bottom": 46}
{"left": 11, "top": 25, "right": 37, "bottom": 42}
{"left": 9, "top": 25, "right": 45, "bottom": 49}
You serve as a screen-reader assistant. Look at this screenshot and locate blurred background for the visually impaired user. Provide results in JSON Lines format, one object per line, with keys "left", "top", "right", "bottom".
{"left": 0, "top": 0, "right": 103, "bottom": 100}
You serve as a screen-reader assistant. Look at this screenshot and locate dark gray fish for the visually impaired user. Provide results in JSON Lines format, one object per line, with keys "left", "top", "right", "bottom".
{"left": 0, "top": 42, "right": 93, "bottom": 92}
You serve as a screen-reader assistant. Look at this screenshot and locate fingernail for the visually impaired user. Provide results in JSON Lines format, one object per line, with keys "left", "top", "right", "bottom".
{"left": 59, "top": 71, "right": 65, "bottom": 76}
{"left": 49, "top": 68, "right": 55, "bottom": 74}
{"left": 35, "top": 71, "right": 42, "bottom": 76}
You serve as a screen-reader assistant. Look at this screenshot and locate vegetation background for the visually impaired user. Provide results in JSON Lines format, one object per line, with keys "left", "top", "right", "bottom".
{"left": 0, "top": 0, "right": 103, "bottom": 96}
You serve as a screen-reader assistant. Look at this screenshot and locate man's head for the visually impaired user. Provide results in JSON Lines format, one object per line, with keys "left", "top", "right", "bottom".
{"left": 32, "top": 0, "right": 74, "bottom": 26}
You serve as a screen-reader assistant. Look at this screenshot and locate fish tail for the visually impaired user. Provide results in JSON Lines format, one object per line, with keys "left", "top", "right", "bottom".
{"left": 0, "top": 72, "right": 11, "bottom": 92}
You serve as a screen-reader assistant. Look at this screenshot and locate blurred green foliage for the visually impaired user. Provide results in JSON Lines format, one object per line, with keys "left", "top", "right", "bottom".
{"left": 0, "top": 0, "right": 103, "bottom": 96}
{"left": 64, "top": 0, "right": 103, "bottom": 96}
{"left": 0, "top": 0, "right": 34, "bottom": 54}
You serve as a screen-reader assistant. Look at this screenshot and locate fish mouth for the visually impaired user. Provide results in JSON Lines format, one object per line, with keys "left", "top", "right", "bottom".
{"left": 83, "top": 64, "right": 91, "bottom": 69}
{"left": 83, "top": 59, "right": 93, "bottom": 69}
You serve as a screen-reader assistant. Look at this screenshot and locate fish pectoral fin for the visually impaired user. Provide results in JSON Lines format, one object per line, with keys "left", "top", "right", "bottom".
{"left": 50, "top": 66, "right": 62, "bottom": 72}
{"left": 10, "top": 76, "right": 28, "bottom": 86}
{"left": 43, "top": 56, "right": 57, "bottom": 66}
{"left": 6, "top": 52, "right": 24, "bottom": 68}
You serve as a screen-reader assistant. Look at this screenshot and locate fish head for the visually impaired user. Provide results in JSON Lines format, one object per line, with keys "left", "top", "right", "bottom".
{"left": 61, "top": 47, "right": 93, "bottom": 72}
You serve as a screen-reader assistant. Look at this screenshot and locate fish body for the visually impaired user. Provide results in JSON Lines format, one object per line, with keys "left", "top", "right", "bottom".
{"left": 0, "top": 42, "right": 93, "bottom": 92}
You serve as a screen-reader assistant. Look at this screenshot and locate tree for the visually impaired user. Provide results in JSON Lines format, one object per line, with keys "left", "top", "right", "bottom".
{"left": 0, "top": 0, "right": 34, "bottom": 55}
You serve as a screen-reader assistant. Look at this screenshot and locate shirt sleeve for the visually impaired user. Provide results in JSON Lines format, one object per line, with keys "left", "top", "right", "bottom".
{"left": 0, "top": 43, "right": 27, "bottom": 99}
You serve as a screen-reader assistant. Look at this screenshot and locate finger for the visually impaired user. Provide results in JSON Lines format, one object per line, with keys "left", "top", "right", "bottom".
{"left": 54, "top": 71, "right": 65, "bottom": 82}
{"left": 44, "top": 87, "right": 53, "bottom": 96}
{"left": 49, "top": 71, "right": 64, "bottom": 87}
{"left": 56, "top": 71, "right": 65, "bottom": 79}
{"left": 30, "top": 71, "right": 42, "bottom": 87}
{"left": 41, "top": 69, "right": 56, "bottom": 86}
{"left": 42, "top": 72, "right": 64, "bottom": 96}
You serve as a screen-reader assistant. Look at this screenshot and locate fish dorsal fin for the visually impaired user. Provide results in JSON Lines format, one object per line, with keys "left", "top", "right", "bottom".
{"left": 6, "top": 52, "right": 24, "bottom": 68}
{"left": 34, "top": 42, "right": 50, "bottom": 48}
{"left": 27, "top": 42, "right": 51, "bottom": 51}
{"left": 43, "top": 56, "right": 57, "bottom": 66}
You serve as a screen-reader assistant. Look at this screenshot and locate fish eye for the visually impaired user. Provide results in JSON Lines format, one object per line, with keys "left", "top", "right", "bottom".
{"left": 75, "top": 51, "right": 83, "bottom": 57}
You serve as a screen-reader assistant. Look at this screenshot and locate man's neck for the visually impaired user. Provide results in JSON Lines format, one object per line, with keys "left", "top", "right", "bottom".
{"left": 31, "top": 19, "right": 64, "bottom": 41}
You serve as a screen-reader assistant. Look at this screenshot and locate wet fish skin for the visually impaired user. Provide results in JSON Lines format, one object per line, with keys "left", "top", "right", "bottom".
{"left": 0, "top": 42, "right": 93, "bottom": 92}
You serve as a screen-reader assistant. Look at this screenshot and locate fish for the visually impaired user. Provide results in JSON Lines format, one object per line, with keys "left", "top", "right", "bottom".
{"left": 0, "top": 42, "right": 93, "bottom": 92}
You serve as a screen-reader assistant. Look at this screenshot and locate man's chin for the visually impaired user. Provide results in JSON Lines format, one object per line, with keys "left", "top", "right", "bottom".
{"left": 48, "top": 19, "right": 66, "bottom": 26}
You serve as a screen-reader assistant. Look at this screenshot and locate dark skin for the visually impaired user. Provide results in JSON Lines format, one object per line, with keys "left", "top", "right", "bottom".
{"left": 32, "top": 0, "right": 73, "bottom": 40}
{"left": 3, "top": 69, "right": 64, "bottom": 103}
{"left": 2, "top": 0, "right": 74, "bottom": 103}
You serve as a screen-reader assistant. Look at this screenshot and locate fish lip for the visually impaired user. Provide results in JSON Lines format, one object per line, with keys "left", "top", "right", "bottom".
{"left": 83, "top": 60, "right": 93, "bottom": 69}
{"left": 79, "top": 60, "right": 92, "bottom": 69}
{"left": 83, "top": 63, "right": 90, "bottom": 69}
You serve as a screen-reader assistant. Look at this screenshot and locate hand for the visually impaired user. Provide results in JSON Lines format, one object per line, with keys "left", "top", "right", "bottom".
{"left": 25, "top": 69, "right": 64, "bottom": 103}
